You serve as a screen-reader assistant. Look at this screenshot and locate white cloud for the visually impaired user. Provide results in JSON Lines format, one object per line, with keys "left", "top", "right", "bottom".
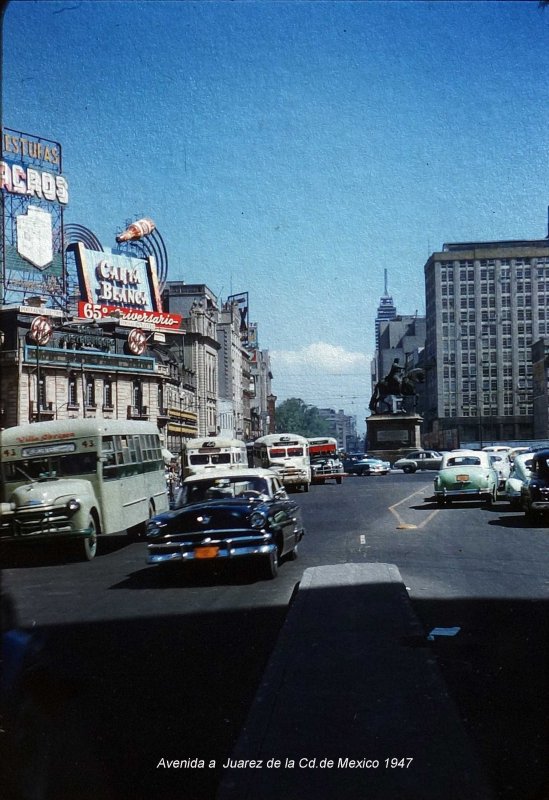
{"left": 269, "top": 343, "right": 373, "bottom": 432}
{"left": 271, "top": 342, "right": 370, "bottom": 374}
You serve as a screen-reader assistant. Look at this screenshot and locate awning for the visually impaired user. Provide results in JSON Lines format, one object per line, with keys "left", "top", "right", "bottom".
{"left": 162, "top": 448, "right": 176, "bottom": 463}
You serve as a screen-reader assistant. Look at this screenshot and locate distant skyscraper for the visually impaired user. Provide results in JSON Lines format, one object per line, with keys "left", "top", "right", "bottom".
{"left": 374, "top": 269, "right": 397, "bottom": 350}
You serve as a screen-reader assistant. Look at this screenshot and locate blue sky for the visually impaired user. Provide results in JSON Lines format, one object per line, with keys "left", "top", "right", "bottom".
{"left": 3, "top": 1, "right": 548, "bottom": 431}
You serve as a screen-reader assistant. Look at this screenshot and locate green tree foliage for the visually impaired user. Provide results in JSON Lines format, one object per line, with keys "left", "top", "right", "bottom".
{"left": 275, "top": 398, "right": 332, "bottom": 437}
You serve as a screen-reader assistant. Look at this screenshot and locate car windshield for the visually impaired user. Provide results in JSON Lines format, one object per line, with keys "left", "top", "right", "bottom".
{"left": 446, "top": 456, "right": 481, "bottom": 467}
{"left": 534, "top": 456, "right": 549, "bottom": 476}
{"left": 181, "top": 476, "right": 271, "bottom": 504}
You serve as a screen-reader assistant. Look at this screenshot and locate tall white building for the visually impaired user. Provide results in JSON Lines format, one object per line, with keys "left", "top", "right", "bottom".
{"left": 423, "top": 237, "right": 549, "bottom": 448}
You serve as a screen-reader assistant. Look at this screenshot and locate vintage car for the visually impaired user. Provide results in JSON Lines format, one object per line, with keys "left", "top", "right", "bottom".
{"left": 393, "top": 450, "right": 443, "bottom": 473}
{"left": 362, "top": 457, "right": 391, "bottom": 475}
{"left": 146, "top": 468, "right": 304, "bottom": 579}
{"left": 342, "top": 456, "right": 389, "bottom": 476}
{"left": 505, "top": 452, "right": 534, "bottom": 509}
{"left": 433, "top": 450, "right": 498, "bottom": 505}
{"left": 520, "top": 448, "right": 549, "bottom": 521}
{"left": 488, "top": 452, "right": 512, "bottom": 490}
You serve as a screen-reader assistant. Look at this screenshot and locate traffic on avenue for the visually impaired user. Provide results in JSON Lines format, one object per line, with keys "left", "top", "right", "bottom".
{"left": 2, "top": 469, "right": 548, "bottom": 800}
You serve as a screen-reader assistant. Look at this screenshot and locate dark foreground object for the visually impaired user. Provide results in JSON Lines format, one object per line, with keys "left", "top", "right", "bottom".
{"left": 217, "top": 563, "right": 494, "bottom": 800}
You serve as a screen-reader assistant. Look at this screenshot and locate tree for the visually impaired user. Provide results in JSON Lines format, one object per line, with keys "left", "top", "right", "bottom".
{"left": 274, "top": 398, "right": 332, "bottom": 437}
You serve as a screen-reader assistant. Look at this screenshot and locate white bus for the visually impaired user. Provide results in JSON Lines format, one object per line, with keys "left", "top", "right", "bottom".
{"left": 0, "top": 419, "right": 169, "bottom": 561}
{"left": 252, "top": 434, "right": 311, "bottom": 492}
{"left": 181, "top": 437, "right": 248, "bottom": 478}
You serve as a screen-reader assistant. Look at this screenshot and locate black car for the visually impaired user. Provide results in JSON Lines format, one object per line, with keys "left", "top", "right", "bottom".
{"left": 521, "top": 448, "right": 549, "bottom": 521}
{"left": 146, "top": 468, "right": 304, "bottom": 579}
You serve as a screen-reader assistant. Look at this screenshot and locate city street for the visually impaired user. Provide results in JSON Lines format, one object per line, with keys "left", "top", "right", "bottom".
{"left": 2, "top": 473, "right": 548, "bottom": 800}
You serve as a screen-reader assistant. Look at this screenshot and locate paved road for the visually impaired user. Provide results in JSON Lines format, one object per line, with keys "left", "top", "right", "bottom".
{"left": 2, "top": 473, "right": 548, "bottom": 800}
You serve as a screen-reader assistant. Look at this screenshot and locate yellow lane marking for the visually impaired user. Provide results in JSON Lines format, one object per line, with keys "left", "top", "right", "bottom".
{"left": 389, "top": 485, "right": 439, "bottom": 530}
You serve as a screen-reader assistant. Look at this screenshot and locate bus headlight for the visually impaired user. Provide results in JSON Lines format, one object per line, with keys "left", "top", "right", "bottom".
{"left": 66, "top": 499, "right": 81, "bottom": 513}
{"left": 250, "top": 511, "right": 267, "bottom": 529}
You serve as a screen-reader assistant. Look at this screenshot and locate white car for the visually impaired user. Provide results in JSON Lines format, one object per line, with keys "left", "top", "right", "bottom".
{"left": 488, "top": 453, "right": 511, "bottom": 490}
{"left": 482, "top": 445, "right": 513, "bottom": 455}
{"left": 393, "top": 450, "right": 443, "bottom": 473}
{"left": 505, "top": 452, "right": 534, "bottom": 509}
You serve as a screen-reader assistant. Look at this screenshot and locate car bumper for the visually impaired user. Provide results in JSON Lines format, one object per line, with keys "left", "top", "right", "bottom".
{"left": 147, "top": 531, "right": 277, "bottom": 565}
{"left": 0, "top": 513, "right": 94, "bottom": 541}
{"left": 531, "top": 501, "right": 549, "bottom": 511}
{"left": 435, "top": 487, "right": 492, "bottom": 499}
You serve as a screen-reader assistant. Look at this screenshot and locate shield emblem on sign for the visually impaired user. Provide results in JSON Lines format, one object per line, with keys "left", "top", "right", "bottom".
{"left": 16, "top": 206, "right": 54, "bottom": 270}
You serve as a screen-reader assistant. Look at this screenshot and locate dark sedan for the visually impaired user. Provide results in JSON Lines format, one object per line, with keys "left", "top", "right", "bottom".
{"left": 146, "top": 468, "right": 304, "bottom": 579}
{"left": 521, "top": 448, "right": 549, "bottom": 522}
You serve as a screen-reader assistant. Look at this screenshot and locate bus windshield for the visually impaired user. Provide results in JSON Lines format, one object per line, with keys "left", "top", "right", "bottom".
{"left": 4, "top": 452, "right": 98, "bottom": 482}
{"left": 269, "top": 447, "right": 304, "bottom": 458}
{"left": 189, "top": 453, "right": 232, "bottom": 466}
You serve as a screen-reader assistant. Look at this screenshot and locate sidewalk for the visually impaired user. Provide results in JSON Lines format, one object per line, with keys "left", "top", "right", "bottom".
{"left": 217, "top": 563, "right": 494, "bottom": 800}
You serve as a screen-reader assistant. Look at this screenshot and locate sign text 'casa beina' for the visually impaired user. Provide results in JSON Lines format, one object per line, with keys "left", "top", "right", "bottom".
{"left": 74, "top": 243, "right": 182, "bottom": 331}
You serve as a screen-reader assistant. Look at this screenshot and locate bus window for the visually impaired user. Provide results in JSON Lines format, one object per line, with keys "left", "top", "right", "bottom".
{"left": 101, "top": 436, "right": 118, "bottom": 480}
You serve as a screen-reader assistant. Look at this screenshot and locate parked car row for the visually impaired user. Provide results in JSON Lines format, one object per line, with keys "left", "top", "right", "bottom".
{"left": 428, "top": 445, "right": 549, "bottom": 522}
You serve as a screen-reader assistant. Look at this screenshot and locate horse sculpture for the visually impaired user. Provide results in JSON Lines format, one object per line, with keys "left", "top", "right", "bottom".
{"left": 369, "top": 363, "right": 425, "bottom": 414}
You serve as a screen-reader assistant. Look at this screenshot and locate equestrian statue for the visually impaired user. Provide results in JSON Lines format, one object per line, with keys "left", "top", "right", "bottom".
{"left": 369, "top": 358, "right": 425, "bottom": 414}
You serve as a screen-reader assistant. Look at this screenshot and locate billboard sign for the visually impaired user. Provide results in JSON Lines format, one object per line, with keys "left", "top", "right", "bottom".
{"left": 74, "top": 244, "right": 183, "bottom": 331}
{"left": 1, "top": 128, "right": 68, "bottom": 305}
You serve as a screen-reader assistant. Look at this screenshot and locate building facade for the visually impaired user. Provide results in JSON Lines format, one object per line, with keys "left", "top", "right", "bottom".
{"left": 318, "top": 407, "right": 358, "bottom": 451}
{"left": 163, "top": 282, "right": 219, "bottom": 437}
{"left": 217, "top": 300, "right": 250, "bottom": 439}
{"left": 532, "top": 338, "right": 549, "bottom": 440}
{"left": 0, "top": 301, "right": 191, "bottom": 449}
{"left": 423, "top": 238, "right": 549, "bottom": 449}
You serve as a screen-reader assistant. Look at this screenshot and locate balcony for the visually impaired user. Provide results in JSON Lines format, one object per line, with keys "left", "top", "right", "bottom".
{"left": 156, "top": 406, "right": 169, "bottom": 427}
{"left": 29, "top": 400, "right": 55, "bottom": 420}
{"left": 127, "top": 404, "right": 149, "bottom": 420}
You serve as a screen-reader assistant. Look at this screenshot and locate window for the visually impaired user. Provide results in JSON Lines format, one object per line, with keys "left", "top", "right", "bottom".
{"left": 68, "top": 372, "right": 78, "bottom": 407}
{"left": 85, "top": 376, "right": 96, "bottom": 408}
{"left": 38, "top": 377, "right": 46, "bottom": 410}
{"left": 132, "top": 380, "right": 143, "bottom": 410}
{"left": 103, "top": 377, "right": 113, "bottom": 409}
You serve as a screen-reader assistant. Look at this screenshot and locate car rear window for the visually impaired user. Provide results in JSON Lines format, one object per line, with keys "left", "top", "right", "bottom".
{"left": 447, "top": 456, "right": 481, "bottom": 467}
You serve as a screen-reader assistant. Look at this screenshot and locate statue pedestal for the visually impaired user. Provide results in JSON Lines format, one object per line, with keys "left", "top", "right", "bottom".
{"left": 366, "top": 414, "right": 423, "bottom": 464}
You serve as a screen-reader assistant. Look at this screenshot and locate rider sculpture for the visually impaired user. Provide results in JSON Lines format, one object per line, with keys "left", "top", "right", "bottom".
{"left": 369, "top": 358, "right": 424, "bottom": 414}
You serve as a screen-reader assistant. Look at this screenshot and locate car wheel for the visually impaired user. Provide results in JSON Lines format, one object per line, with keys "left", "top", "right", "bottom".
{"left": 288, "top": 541, "right": 299, "bottom": 561}
{"left": 303, "top": 483, "right": 309, "bottom": 493}
{"left": 485, "top": 493, "right": 493, "bottom": 507}
{"left": 83, "top": 513, "right": 98, "bottom": 561}
{"left": 403, "top": 465, "right": 416, "bottom": 474}
{"left": 262, "top": 548, "right": 279, "bottom": 579}
{"left": 336, "top": 477, "right": 342, "bottom": 484}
